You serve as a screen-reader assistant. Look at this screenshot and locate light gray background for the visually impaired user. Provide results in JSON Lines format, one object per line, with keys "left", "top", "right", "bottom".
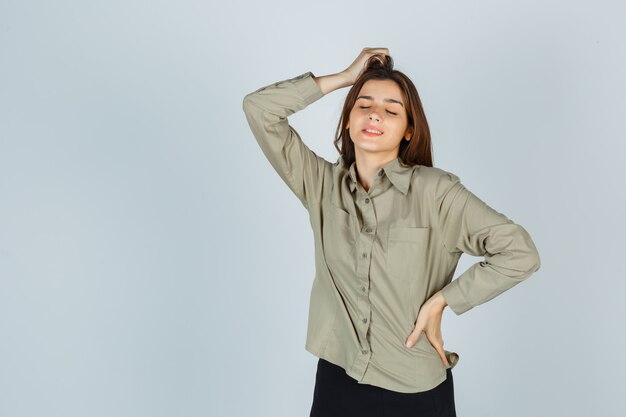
{"left": 1, "top": 1, "right": 624, "bottom": 416}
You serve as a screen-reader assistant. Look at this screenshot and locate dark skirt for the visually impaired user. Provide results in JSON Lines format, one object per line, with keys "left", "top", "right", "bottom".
{"left": 309, "top": 358, "right": 456, "bottom": 417}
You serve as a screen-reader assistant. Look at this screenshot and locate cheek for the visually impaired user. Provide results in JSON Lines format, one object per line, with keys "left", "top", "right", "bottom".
{"left": 386, "top": 123, "right": 404, "bottom": 137}
{"left": 388, "top": 125, "right": 409, "bottom": 144}
{"left": 348, "top": 114, "right": 362, "bottom": 132}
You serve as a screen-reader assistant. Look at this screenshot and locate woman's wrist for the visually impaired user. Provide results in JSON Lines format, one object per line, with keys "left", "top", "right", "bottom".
{"left": 312, "top": 71, "right": 353, "bottom": 95}
{"left": 432, "top": 291, "right": 448, "bottom": 309}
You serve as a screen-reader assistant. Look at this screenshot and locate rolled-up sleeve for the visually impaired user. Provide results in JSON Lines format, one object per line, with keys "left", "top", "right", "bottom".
{"left": 437, "top": 171, "right": 541, "bottom": 315}
{"left": 242, "top": 71, "right": 327, "bottom": 210}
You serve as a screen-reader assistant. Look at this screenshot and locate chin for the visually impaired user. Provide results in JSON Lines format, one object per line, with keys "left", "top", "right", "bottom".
{"left": 354, "top": 144, "right": 386, "bottom": 153}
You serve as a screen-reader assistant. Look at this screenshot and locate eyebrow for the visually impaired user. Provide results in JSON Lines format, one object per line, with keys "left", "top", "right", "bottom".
{"left": 356, "top": 95, "right": 404, "bottom": 107}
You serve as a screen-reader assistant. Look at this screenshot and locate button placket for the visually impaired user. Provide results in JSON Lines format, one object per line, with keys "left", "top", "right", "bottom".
{"left": 355, "top": 187, "right": 377, "bottom": 348}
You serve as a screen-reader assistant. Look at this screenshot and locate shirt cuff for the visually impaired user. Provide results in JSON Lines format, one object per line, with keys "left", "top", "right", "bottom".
{"left": 440, "top": 279, "right": 473, "bottom": 315}
{"left": 292, "top": 71, "right": 325, "bottom": 105}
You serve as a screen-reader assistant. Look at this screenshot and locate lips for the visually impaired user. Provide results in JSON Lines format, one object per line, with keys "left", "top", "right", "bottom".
{"left": 362, "top": 127, "right": 383, "bottom": 137}
{"left": 363, "top": 125, "right": 384, "bottom": 134}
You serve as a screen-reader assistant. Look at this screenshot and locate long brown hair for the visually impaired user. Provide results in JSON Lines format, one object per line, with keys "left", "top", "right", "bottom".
{"left": 333, "top": 54, "right": 433, "bottom": 168}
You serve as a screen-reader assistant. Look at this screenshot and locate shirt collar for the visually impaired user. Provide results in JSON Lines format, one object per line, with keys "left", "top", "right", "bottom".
{"left": 347, "top": 156, "right": 414, "bottom": 195}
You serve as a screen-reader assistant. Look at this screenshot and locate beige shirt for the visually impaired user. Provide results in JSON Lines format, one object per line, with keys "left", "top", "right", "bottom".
{"left": 242, "top": 71, "right": 541, "bottom": 393}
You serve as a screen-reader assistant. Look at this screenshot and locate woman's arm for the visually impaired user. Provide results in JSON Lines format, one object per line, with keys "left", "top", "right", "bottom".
{"left": 437, "top": 171, "right": 542, "bottom": 315}
{"left": 312, "top": 72, "right": 352, "bottom": 95}
{"left": 242, "top": 71, "right": 327, "bottom": 210}
{"left": 241, "top": 49, "right": 391, "bottom": 210}
{"left": 312, "top": 47, "right": 390, "bottom": 94}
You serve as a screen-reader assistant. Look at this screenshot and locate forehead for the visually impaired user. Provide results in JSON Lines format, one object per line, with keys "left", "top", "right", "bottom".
{"left": 357, "top": 79, "right": 404, "bottom": 104}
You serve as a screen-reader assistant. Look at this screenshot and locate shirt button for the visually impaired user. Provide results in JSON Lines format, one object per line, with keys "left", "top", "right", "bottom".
{"left": 378, "top": 170, "right": 384, "bottom": 177}
{"left": 361, "top": 286, "right": 366, "bottom": 292}
{"left": 364, "top": 198, "right": 370, "bottom": 203}
{"left": 365, "top": 227, "right": 372, "bottom": 233}
{"left": 361, "top": 349, "right": 369, "bottom": 354}
{"left": 362, "top": 318, "right": 367, "bottom": 323}
{"left": 362, "top": 253, "right": 367, "bottom": 258}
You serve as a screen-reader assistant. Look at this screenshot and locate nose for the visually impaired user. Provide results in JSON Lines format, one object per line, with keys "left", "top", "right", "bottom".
{"left": 369, "top": 112, "right": 380, "bottom": 122}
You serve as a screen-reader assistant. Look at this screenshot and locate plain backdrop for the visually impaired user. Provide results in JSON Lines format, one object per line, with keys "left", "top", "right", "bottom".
{"left": 1, "top": 1, "right": 625, "bottom": 416}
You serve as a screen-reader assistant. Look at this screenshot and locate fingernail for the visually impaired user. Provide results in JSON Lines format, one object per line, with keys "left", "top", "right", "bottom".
{"left": 405, "top": 341, "right": 411, "bottom": 347}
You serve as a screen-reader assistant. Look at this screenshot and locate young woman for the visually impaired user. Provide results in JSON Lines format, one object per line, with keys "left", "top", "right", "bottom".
{"left": 242, "top": 48, "right": 541, "bottom": 417}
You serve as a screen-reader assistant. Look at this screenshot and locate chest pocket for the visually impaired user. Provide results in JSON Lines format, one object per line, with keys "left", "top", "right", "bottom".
{"left": 322, "top": 204, "right": 356, "bottom": 263}
{"left": 386, "top": 226, "right": 430, "bottom": 281}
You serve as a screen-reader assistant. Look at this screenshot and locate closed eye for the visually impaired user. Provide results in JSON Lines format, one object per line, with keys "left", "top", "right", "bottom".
{"left": 358, "top": 106, "right": 397, "bottom": 116}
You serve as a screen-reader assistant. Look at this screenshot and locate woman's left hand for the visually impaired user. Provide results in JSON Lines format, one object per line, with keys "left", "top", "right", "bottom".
{"left": 405, "top": 290, "right": 450, "bottom": 368}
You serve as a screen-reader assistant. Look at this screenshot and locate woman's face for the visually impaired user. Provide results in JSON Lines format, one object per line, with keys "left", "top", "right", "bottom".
{"left": 346, "top": 79, "right": 412, "bottom": 158}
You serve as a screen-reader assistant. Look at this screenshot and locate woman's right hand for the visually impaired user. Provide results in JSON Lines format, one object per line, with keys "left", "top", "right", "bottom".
{"left": 341, "top": 47, "right": 391, "bottom": 85}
